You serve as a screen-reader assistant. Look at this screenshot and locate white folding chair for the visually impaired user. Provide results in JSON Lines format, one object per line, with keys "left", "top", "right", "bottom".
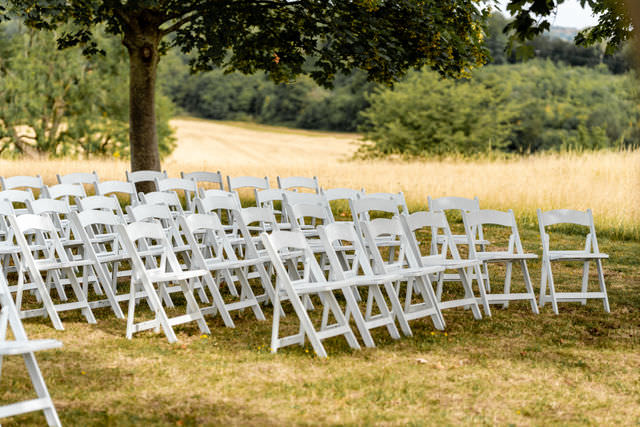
{"left": 8, "top": 214, "right": 97, "bottom": 330}
{"left": 462, "top": 209, "right": 539, "bottom": 315}
{"left": 318, "top": 222, "right": 408, "bottom": 346}
{"left": 537, "top": 209, "right": 610, "bottom": 314}
{"left": 116, "top": 221, "right": 211, "bottom": 342}
{"left": 178, "top": 213, "right": 267, "bottom": 324}
{"left": 261, "top": 230, "right": 361, "bottom": 358}
{"left": 277, "top": 176, "right": 320, "bottom": 193}
{"left": 95, "top": 180, "right": 138, "bottom": 206}
{"left": 359, "top": 218, "right": 446, "bottom": 330}
{"left": 0, "top": 266, "right": 62, "bottom": 426}
{"left": 194, "top": 194, "right": 244, "bottom": 246}
{"left": 283, "top": 192, "right": 334, "bottom": 240}
{"left": 69, "top": 210, "right": 128, "bottom": 318}
{"left": 399, "top": 211, "right": 485, "bottom": 320}
{"left": 181, "top": 171, "right": 224, "bottom": 191}
{"left": 155, "top": 177, "right": 198, "bottom": 214}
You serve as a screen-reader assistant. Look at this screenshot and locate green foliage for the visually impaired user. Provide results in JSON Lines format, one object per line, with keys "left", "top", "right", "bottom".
{"left": 357, "top": 69, "right": 515, "bottom": 157}
{"left": 159, "top": 52, "right": 375, "bottom": 132}
{"left": 0, "top": 22, "right": 175, "bottom": 158}
{"left": 358, "top": 60, "right": 640, "bottom": 157}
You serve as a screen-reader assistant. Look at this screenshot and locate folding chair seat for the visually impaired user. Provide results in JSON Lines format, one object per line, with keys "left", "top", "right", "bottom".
{"left": 7, "top": 214, "right": 97, "bottom": 330}
{"left": 0, "top": 267, "right": 62, "bottom": 426}
{"left": 178, "top": 214, "right": 269, "bottom": 324}
{"left": 155, "top": 177, "right": 198, "bottom": 214}
{"left": 399, "top": 211, "right": 486, "bottom": 319}
{"left": 461, "top": 209, "right": 539, "bottom": 315}
{"left": 78, "top": 195, "right": 127, "bottom": 223}
{"left": 359, "top": 218, "right": 446, "bottom": 330}
{"left": 41, "top": 183, "right": 86, "bottom": 212}
{"left": 261, "top": 230, "right": 361, "bottom": 358}
{"left": 181, "top": 171, "right": 224, "bottom": 191}
{"left": 116, "top": 221, "right": 210, "bottom": 342}
{"left": 537, "top": 209, "right": 610, "bottom": 314}
{"left": 317, "top": 222, "right": 409, "bottom": 345}
{"left": 139, "top": 191, "right": 186, "bottom": 218}
{"left": 56, "top": 171, "right": 99, "bottom": 195}
{"left": 277, "top": 176, "right": 320, "bottom": 193}
{"left": 95, "top": 180, "right": 138, "bottom": 206}
{"left": 0, "top": 188, "right": 36, "bottom": 215}
{"left": 226, "top": 175, "right": 269, "bottom": 206}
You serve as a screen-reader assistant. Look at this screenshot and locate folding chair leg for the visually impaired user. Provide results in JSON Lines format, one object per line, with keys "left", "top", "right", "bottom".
{"left": 383, "top": 281, "right": 412, "bottom": 336}
{"left": 545, "top": 261, "right": 560, "bottom": 315}
{"left": 371, "top": 285, "right": 400, "bottom": 340}
{"left": 23, "top": 352, "right": 62, "bottom": 427}
{"left": 319, "top": 291, "right": 360, "bottom": 351}
{"left": 466, "top": 266, "right": 486, "bottom": 318}
{"left": 502, "top": 262, "right": 513, "bottom": 309}
{"left": 581, "top": 260, "right": 590, "bottom": 305}
{"left": 596, "top": 259, "right": 610, "bottom": 313}
{"left": 469, "top": 263, "right": 491, "bottom": 317}
{"left": 520, "top": 260, "right": 539, "bottom": 314}
{"left": 539, "top": 259, "right": 548, "bottom": 309}
{"left": 342, "top": 288, "right": 376, "bottom": 348}
{"left": 179, "top": 279, "right": 210, "bottom": 335}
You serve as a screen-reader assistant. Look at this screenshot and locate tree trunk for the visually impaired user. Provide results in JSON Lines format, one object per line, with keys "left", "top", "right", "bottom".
{"left": 124, "top": 19, "right": 162, "bottom": 193}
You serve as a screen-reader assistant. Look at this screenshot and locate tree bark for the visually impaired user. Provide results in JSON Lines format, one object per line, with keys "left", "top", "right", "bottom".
{"left": 124, "top": 16, "right": 162, "bottom": 193}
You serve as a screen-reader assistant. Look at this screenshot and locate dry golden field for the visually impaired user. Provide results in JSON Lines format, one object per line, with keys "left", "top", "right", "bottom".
{"left": 1, "top": 116, "right": 638, "bottom": 237}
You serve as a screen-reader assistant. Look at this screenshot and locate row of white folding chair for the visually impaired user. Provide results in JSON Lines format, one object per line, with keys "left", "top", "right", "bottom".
{"left": 0, "top": 265, "right": 62, "bottom": 426}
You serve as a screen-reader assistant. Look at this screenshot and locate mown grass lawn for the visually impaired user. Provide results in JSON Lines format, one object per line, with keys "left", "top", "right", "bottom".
{"left": 1, "top": 225, "right": 639, "bottom": 426}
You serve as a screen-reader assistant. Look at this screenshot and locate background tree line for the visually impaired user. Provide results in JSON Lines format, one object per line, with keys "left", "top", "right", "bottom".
{"left": 0, "top": 11, "right": 637, "bottom": 159}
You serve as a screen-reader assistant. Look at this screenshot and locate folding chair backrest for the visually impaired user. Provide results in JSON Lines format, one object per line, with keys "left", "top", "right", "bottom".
{"left": 365, "top": 192, "right": 408, "bottom": 214}
{"left": 0, "top": 189, "right": 35, "bottom": 212}
{"left": 139, "top": 191, "right": 185, "bottom": 217}
{"left": 537, "top": 208, "right": 598, "bottom": 253}
{"left": 200, "top": 189, "right": 237, "bottom": 199}
{"left": 117, "top": 221, "right": 182, "bottom": 275}
{"left": 462, "top": 209, "right": 523, "bottom": 257}
{"left": 321, "top": 188, "right": 363, "bottom": 202}
{"left": 428, "top": 196, "right": 480, "bottom": 212}
{"left": 126, "top": 169, "right": 168, "bottom": 188}
{"left": 277, "top": 176, "right": 320, "bottom": 193}
{"left": 1, "top": 175, "right": 43, "bottom": 191}
{"left": 42, "top": 183, "right": 86, "bottom": 212}
{"left": 95, "top": 180, "right": 137, "bottom": 205}
{"left": 261, "top": 230, "right": 324, "bottom": 283}
{"left": 155, "top": 177, "right": 198, "bottom": 211}
{"left": 178, "top": 213, "right": 235, "bottom": 263}
{"left": 400, "top": 211, "right": 462, "bottom": 262}
{"left": 349, "top": 197, "right": 400, "bottom": 237}
{"left": 127, "top": 203, "right": 182, "bottom": 246}
{"left": 71, "top": 210, "right": 126, "bottom": 258}
{"left": 360, "top": 218, "right": 408, "bottom": 273}
{"left": 195, "top": 194, "right": 240, "bottom": 233}
{"left": 227, "top": 175, "right": 269, "bottom": 192}
{"left": 235, "top": 207, "right": 280, "bottom": 258}
{"left": 56, "top": 171, "right": 99, "bottom": 189}
{"left": 11, "top": 214, "right": 62, "bottom": 265}
{"left": 78, "top": 195, "right": 127, "bottom": 222}
{"left": 181, "top": 171, "right": 224, "bottom": 190}
{"left": 318, "top": 222, "right": 375, "bottom": 279}
{"left": 285, "top": 200, "right": 333, "bottom": 232}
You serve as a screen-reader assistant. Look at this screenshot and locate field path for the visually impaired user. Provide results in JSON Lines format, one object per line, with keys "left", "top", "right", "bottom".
{"left": 167, "top": 117, "right": 360, "bottom": 168}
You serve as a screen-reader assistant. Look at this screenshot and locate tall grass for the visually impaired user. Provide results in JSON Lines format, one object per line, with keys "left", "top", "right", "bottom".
{"left": 1, "top": 118, "right": 638, "bottom": 239}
